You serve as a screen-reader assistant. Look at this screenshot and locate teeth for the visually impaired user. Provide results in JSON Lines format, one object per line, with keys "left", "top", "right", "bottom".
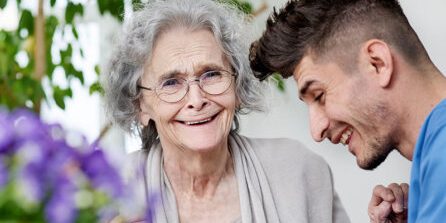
{"left": 340, "top": 128, "right": 353, "bottom": 145}
{"left": 185, "top": 117, "right": 212, "bottom": 125}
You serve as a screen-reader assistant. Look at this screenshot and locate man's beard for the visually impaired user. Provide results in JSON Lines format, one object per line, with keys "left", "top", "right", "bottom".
{"left": 358, "top": 136, "right": 397, "bottom": 170}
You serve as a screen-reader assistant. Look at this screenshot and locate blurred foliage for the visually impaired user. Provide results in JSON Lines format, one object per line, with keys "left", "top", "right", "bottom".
{"left": 221, "top": 0, "right": 253, "bottom": 14}
{"left": 0, "top": 0, "right": 139, "bottom": 113}
{"left": 271, "top": 73, "right": 285, "bottom": 92}
{"left": 0, "top": 0, "right": 281, "bottom": 114}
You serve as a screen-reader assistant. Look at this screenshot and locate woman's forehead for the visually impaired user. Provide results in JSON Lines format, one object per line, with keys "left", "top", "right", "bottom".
{"left": 145, "top": 29, "right": 229, "bottom": 79}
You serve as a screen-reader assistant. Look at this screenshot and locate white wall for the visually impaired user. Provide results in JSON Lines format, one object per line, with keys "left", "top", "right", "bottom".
{"left": 241, "top": 0, "right": 446, "bottom": 222}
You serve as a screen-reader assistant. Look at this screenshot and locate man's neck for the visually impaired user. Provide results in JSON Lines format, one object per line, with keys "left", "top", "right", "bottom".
{"left": 396, "top": 69, "right": 446, "bottom": 160}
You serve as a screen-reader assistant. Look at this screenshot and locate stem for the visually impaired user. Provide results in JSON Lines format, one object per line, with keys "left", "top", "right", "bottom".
{"left": 251, "top": 2, "right": 268, "bottom": 17}
{"left": 34, "top": 0, "right": 45, "bottom": 113}
{"left": 95, "top": 122, "right": 113, "bottom": 144}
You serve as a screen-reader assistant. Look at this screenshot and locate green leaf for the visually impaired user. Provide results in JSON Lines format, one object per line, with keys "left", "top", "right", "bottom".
{"left": 47, "top": 60, "right": 58, "bottom": 79}
{"left": 73, "top": 69, "right": 84, "bottom": 84}
{"left": 50, "top": 0, "right": 56, "bottom": 7}
{"left": 97, "top": 0, "right": 125, "bottom": 21}
{"left": 63, "top": 61, "right": 84, "bottom": 85}
{"left": 221, "top": 0, "right": 253, "bottom": 14}
{"left": 131, "top": 0, "right": 143, "bottom": 11}
{"left": 76, "top": 208, "right": 98, "bottom": 223}
{"left": 89, "top": 82, "right": 104, "bottom": 95}
{"left": 94, "top": 65, "right": 100, "bottom": 75}
{"left": 65, "top": 87, "right": 73, "bottom": 98}
{"left": 65, "top": 2, "right": 84, "bottom": 24}
{"left": 97, "top": 0, "right": 106, "bottom": 15}
{"left": 53, "top": 86, "right": 66, "bottom": 109}
{"left": 110, "top": 0, "right": 125, "bottom": 21}
{"left": 65, "top": 2, "right": 75, "bottom": 24}
{"left": 0, "top": 0, "right": 7, "bottom": 9}
{"left": 60, "top": 44, "right": 73, "bottom": 64}
{"left": 29, "top": 78, "right": 45, "bottom": 107}
{"left": 270, "top": 73, "right": 286, "bottom": 92}
{"left": 11, "top": 80, "right": 26, "bottom": 105}
{"left": 239, "top": 2, "right": 253, "bottom": 14}
{"left": 45, "top": 16, "right": 59, "bottom": 36}
{"left": 18, "top": 10, "right": 34, "bottom": 36}
{"left": 0, "top": 38, "right": 7, "bottom": 75}
{"left": 0, "top": 51, "right": 7, "bottom": 76}
{"left": 72, "top": 25, "right": 79, "bottom": 39}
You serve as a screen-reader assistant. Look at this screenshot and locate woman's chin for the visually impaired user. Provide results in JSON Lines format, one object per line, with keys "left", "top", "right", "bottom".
{"left": 181, "top": 140, "right": 224, "bottom": 153}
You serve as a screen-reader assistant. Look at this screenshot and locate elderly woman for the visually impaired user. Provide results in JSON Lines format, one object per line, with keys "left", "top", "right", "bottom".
{"left": 103, "top": 0, "right": 350, "bottom": 222}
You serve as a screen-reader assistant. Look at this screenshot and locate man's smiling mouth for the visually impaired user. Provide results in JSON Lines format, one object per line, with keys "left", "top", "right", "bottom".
{"left": 340, "top": 127, "right": 353, "bottom": 145}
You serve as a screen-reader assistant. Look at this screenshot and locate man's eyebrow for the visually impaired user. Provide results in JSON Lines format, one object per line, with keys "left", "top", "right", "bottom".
{"left": 299, "top": 80, "right": 316, "bottom": 100}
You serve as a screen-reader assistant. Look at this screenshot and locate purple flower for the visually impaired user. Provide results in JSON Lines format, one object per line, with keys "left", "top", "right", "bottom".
{"left": 0, "top": 108, "right": 138, "bottom": 222}
{"left": 44, "top": 141, "right": 79, "bottom": 184}
{"left": 0, "top": 110, "right": 14, "bottom": 154}
{"left": 81, "top": 150, "right": 124, "bottom": 198}
{"left": 145, "top": 193, "right": 160, "bottom": 223}
{"left": 10, "top": 109, "right": 47, "bottom": 142}
{"left": 45, "top": 175, "right": 77, "bottom": 223}
{"left": 17, "top": 161, "right": 46, "bottom": 203}
{"left": 0, "top": 159, "right": 8, "bottom": 188}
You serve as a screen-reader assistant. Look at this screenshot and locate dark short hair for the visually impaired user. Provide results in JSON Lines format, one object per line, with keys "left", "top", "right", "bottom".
{"left": 249, "top": 0, "right": 430, "bottom": 80}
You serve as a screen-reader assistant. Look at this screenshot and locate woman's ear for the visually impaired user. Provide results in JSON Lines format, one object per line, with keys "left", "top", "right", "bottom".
{"left": 236, "top": 95, "right": 241, "bottom": 107}
{"left": 138, "top": 100, "right": 151, "bottom": 127}
{"left": 361, "top": 39, "right": 394, "bottom": 88}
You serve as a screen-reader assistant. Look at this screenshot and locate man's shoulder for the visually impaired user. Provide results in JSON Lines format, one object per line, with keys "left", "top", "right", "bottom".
{"left": 427, "top": 99, "right": 446, "bottom": 125}
{"left": 422, "top": 99, "right": 446, "bottom": 138}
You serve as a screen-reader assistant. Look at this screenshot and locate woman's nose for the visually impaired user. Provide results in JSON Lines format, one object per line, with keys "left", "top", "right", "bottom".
{"left": 185, "top": 84, "right": 208, "bottom": 110}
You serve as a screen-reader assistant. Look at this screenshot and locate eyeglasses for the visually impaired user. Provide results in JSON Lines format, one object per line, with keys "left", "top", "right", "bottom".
{"left": 138, "top": 70, "right": 235, "bottom": 103}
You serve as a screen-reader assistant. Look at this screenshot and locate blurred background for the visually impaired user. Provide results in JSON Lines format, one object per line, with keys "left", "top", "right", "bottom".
{"left": 1, "top": 0, "right": 445, "bottom": 222}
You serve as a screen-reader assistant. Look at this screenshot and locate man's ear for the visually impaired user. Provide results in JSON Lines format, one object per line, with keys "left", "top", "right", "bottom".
{"left": 361, "top": 39, "right": 394, "bottom": 88}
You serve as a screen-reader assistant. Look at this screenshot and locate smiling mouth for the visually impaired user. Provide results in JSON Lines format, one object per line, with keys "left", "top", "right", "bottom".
{"left": 179, "top": 113, "right": 219, "bottom": 126}
{"left": 340, "top": 127, "right": 353, "bottom": 145}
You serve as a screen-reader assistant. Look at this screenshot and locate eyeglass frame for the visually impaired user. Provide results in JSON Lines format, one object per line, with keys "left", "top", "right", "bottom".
{"left": 137, "top": 70, "right": 236, "bottom": 103}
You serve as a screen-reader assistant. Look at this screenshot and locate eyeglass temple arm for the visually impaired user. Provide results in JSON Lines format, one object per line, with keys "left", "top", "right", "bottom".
{"left": 137, "top": 85, "right": 153, "bottom": 91}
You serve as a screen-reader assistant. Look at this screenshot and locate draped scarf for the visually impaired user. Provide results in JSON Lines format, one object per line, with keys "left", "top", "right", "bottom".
{"left": 137, "top": 133, "right": 281, "bottom": 223}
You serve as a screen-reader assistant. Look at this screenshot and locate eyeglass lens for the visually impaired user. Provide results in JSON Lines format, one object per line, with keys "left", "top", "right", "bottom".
{"left": 156, "top": 70, "right": 233, "bottom": 103}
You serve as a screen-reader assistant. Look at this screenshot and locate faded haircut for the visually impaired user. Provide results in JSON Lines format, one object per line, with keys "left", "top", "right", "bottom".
{"left": 249, "top": 0, "right": 430, "bottom": 80}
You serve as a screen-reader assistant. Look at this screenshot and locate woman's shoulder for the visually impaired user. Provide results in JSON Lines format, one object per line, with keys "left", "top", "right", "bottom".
{"left": 121, "top": 150, "right": 149, "bottom": 181}
{"left": 234, "top": 135, "right": 335, "bottom": 204}
{"left": 238, "top": 134, "right": 327, "bottom": 167}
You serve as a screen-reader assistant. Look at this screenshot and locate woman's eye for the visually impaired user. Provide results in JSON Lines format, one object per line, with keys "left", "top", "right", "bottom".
{"left": 202, "top": 71, "right": 222, "bottom": 80}
{"left": 161, "top": 78, "right": 180, "bottom": 87}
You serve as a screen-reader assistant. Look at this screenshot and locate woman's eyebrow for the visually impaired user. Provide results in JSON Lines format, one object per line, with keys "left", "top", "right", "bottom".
{"left": 194, "top": 63, "right": 227, "bottom": 74}
{"left": 158, "top": 63, "right": 227, "bottom": 80}
{"left": 158, "top": 70, "right": 182, "bottom": 80}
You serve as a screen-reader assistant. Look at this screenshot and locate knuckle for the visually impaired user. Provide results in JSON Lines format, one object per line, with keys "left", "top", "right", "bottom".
{"left": 387, "top": 182, "right": 398, "bottom": 188}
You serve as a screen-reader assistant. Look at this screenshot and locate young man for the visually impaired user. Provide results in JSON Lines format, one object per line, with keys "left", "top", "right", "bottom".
{"left": 249, "top": 0, "right": 446, "bottom": 222}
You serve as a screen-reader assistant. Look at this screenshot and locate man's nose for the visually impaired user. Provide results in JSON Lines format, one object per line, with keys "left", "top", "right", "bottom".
{"left": 309, "top": 106, "right": 329, "bottom": 142}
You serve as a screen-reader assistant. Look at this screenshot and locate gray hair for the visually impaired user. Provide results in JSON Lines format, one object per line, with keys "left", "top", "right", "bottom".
{"left": 103, "top": 0, "right": 264, "bottom": 150}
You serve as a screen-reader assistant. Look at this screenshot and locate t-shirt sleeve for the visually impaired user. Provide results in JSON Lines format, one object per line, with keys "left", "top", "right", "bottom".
{"left": 416, "top": 121, "right": 446, "bottom": 221}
